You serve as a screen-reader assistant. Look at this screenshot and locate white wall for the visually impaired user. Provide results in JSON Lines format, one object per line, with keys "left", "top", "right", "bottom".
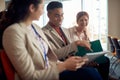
{"left": 108, "top": 0, "right": 120, "bottom": 38}
{"left": 0, "top": 0, "right": 5, "bottom": 12}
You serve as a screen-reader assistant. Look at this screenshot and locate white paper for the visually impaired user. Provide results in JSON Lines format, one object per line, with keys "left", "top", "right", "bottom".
{"left": 84, "top": 51, "right": 110, "bottom": 62}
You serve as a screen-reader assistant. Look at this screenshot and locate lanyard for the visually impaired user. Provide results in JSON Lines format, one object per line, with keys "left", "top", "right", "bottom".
{"left": 31, "top": 24, "right": 48, "bottom": 68}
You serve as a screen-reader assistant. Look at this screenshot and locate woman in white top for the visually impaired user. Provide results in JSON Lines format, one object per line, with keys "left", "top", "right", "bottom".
{"left": 65, "top": 11, "right": 110, "bottom": 80}
{"left": 66, "top": 11, "right": 89, "bottom": 42}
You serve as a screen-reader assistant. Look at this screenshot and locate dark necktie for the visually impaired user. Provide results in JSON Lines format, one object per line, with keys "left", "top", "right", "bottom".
{"left": 55, "top": 27, "right": 67, "bottom": 45}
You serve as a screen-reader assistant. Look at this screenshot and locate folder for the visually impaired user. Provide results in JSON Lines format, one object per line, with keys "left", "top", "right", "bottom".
{"left": 76, "top": 40, "right": 108, "bottom": 63}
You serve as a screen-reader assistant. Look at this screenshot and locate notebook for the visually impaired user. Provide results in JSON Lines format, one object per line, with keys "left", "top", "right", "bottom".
{"left": 75, "top": 40, "right": 109, "bottom": 63}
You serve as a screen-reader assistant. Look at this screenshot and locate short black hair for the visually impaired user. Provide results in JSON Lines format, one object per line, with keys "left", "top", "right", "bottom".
{"left": 47, "top": 1, "right": 63, "bottom": 11}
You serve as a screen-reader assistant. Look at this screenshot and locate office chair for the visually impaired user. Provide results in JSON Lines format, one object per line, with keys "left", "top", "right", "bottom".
{"left": 112, "top": 37, "right": 120, "bottom": 59}
{"left": 108, "top": 36, "right": 115, "bottom": 55}
{"left": 118, "top": 40, "right": 120, "bottom": 46}
{"left": 0, "top": 50, "right": 15, "bottom": 80}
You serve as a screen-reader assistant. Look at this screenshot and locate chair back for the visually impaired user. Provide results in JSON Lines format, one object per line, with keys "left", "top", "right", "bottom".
{"left": 112, "top": 37, "right": 120, "bottom": 59}
{"left": 108, "top": 36, "right": 115, "bottom": 55}
{"left": 0, "top": 50, "right": 6, "bottom": 80}
{"left": 118, "top": 40, "right": 120, "bottom": 46}
{"left": 0, "top": 50, "right": 15, "bottom": 80}
{"left": 112, "top": 38, "right": 120, "bottom": 49}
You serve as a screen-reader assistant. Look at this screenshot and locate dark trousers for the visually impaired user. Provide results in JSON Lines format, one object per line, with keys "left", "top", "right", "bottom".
{"left": 96, "top": 56, "right": 110, "bottom": 80}
{"left": 59, "top": 67, "right": 102, "bottom": 80}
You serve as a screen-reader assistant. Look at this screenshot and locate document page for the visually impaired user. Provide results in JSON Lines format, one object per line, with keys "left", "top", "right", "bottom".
{"left": 84, "top": 51, "right": 110, "bottom": 62}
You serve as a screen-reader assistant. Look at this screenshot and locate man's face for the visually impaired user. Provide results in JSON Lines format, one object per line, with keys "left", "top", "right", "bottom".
{"left": 48, "top": 8, "right": 64, "bottom": 27}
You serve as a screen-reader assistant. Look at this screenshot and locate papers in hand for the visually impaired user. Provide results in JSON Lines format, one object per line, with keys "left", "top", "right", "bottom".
{"left": 84, "top": 51, "right": 110, "bottom": 62}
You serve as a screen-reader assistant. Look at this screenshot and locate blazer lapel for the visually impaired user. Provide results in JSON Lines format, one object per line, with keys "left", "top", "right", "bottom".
{"left": 32, "top": 24, "right": 58, "bottom": 61}
{"left": 46, "top": 24, "right": 67, "bottom": 45}
{"left": 19, "top": 22, "right": 45, "bottom": 62}
{"left": 40, "top": 32, "right": 58, "bottom": 61}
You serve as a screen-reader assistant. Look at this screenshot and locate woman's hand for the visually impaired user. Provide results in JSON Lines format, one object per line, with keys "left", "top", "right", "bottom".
{"left": 63, "top": 56, "right": 88, "bottom": 71}
{"left": 75, "top": 40, "right": 91, "bottom": 50}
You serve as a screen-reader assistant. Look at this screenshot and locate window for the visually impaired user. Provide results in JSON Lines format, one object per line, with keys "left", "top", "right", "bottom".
{"left": 82, "top": 0, "right": 108, "bottom": 50}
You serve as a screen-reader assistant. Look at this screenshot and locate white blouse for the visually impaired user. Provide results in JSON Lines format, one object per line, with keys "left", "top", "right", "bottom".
{"left": 66, "top": 26, "right": 89, "bottom": 43}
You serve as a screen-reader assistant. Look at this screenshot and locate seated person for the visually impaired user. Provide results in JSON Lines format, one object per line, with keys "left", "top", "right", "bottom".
{"left": 65, "top": 11, "right": 110, "bottom": 80}
{"left": 0, "top": 0, "right": 102, "bottom": 80}
{"left": 42, "top": 1, "right": 91, "bottom": 60}
{"left": 42, "top": 2, "right": 109, "bottom": 80}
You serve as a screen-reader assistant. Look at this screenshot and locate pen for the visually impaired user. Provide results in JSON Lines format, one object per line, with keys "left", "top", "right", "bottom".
{"left": 90, "top": 49, "right": 93, "bottom": 52}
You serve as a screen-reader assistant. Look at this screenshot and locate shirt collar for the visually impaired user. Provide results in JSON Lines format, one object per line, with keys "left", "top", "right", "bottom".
{"left": 48, "top": 22, "right": 60, "bottom": 30}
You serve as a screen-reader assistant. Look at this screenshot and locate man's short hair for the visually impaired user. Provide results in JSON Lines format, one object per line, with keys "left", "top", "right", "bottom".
{"left": 47, "top": 1, "right": 63, "bottom": 11}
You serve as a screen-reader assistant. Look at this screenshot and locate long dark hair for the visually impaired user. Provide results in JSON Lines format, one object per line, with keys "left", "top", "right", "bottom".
{"left": 0, "top": 0, "right": 42, "bottom": 49}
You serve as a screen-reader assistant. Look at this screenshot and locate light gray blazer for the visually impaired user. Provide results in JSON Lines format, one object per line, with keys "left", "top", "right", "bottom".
{"left": 3, "top": 22, "right": 59, "bottom": 80}
{"left": 42, "top": 23, "right": 78, "bottom": 60}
